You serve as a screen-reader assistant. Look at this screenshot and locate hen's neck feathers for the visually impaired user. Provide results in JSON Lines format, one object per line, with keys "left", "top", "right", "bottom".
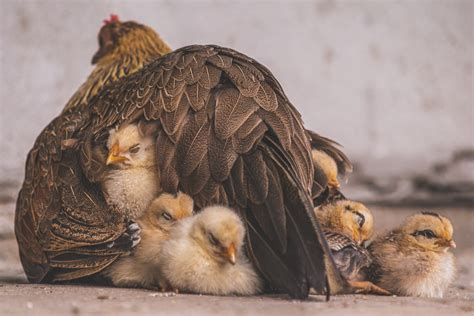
{"left": 62, "top": 26, "right": 171, "bottom": 113}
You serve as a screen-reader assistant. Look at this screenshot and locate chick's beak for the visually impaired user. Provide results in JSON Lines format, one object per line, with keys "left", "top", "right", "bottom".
{"left": 328, "top": 178, "right": 340, "bottom": 189}
{"left": 106, "top": 143, "right": 126, "bottom": 165}
{"left": 437, "top": 239, "right": 457, "bottom": 249}
{"left": 226, "top": 243, "right": 236, "bottom": 265}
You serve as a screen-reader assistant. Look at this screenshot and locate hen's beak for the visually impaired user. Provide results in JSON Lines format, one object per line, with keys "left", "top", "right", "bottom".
{"left": 449, "top": 240, "right": 457, "bottom": 248}
{"left": 226, "top": 243, "right": 236, "bottom": 265}
{"left": 106, "top": 144, "right": 126, "bottom": 165}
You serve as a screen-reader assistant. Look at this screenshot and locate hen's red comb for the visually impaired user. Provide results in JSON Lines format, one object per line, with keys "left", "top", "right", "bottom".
{"left": 103, "top": 14, "right": 119, "bottom": 25}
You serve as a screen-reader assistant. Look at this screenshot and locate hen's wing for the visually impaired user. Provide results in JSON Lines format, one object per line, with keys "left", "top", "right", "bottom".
{"left": 83, "top": 45, "right": 334, "bottom": 298}
{"left": 15, "top": 109, "right": 133, "bottom": 283}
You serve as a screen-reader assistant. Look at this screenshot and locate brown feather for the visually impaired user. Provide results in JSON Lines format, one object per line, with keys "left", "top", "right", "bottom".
{"left": 214, "top": 88, "right": 259, "bottom": 140}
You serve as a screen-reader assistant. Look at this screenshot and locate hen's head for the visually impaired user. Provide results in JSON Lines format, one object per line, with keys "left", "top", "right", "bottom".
{"left": 92, "top": 14, "right": 171, "bottom": 64}
{"left": 190, "top": 206, "right": 245, "bottom": 265}
{"left": 401, "top": 212, "right": 456, "bottom": 253}
{"left": 106, "top": 122, "right": 157, "bottom": 170}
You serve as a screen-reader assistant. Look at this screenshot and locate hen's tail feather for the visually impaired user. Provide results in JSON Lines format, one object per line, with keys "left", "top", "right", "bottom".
{"left": 243, "top": 213, "right": 305, "bottom": 296}
{"left": 252, "top": 134, "right": 338, "bottom": 297}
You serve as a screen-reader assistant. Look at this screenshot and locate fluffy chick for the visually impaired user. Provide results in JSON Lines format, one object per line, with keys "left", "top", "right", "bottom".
{"left": 103, "top": 192, "right": 194, "bottom": 288}
{"left": 315, "top": 198, "right": 374, "bottom": 245}
{"left": 312, "top": 149, "right": 340, "bottom": 189}
{"left": 367, "top": 212, "right": 456, "bottom": 298}
{"left": 101, "top": 122, "right": 160, "bottom": 218}
{"left": 315, "top": 199, "right": 388, "bottom": 295}
{"left": 160, "top": 206, "right": 262, "bottom": 295}
{"left": 324, "top": 231, "right": 390, "bottom": 295}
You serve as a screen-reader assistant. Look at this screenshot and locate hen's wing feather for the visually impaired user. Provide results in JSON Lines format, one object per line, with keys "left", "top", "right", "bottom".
{"left": 83, "top": 45, "right": 333, "bottom": 298}
{"left": 15, "top": 106, "right": 133, "bottom": 284}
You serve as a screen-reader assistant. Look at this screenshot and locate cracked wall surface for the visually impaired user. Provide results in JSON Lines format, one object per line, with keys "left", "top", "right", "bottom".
{"left": 0, "top": 0, "right": 473, "bottom": 205}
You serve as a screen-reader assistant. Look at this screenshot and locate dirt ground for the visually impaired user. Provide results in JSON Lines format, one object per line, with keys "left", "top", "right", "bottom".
{"left": 0, "top": 204, "right": 473, "bottom": 316}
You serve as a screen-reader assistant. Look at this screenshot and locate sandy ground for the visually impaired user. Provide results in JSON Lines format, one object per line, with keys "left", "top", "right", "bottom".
{"left": 0, "top": 204, "right": 473, "bottom": 316}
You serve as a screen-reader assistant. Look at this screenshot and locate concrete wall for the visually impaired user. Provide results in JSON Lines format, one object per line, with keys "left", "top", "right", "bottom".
{"left": 1, "top": 0, "right": 473, "bottom": 203}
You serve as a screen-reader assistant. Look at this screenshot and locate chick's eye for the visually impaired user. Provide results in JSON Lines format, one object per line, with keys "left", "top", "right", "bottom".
{"left": 352, "top": 211, "right": 365, "bottom": 228}
{"left": 356, "top": 214, "right": 365, "bottom": 228}
{"left": 161, "top": 212, "right": 172, "bottom": 221}
{"left": 414, "top": 229, "right": 436, "bottom": 239}
{"left": 129, "top": 144, "right": 140, "bottom": 154}
{"left": 208, "top": 233, "right": 218, "bottom": 246}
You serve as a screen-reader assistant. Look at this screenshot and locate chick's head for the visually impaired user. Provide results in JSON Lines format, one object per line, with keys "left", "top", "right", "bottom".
{"left": 144, "top": 192, "right": 194, "bottom": 231}
{"left": 317, "top": 200, "right": 374, "bottom": 245}
{"left": 106, "top": 123, "right": 156, "bottom": 169}
{"left": 191, "top": 206, "right": 245, "bottom": 265}
{"left": 402, "top": 212, "right": 456, "bottom": 253}
{"left": 340, "top": 201, "right": 374, "bottom": 245}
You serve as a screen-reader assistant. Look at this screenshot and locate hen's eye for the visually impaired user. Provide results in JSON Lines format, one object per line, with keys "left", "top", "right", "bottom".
{"left": 208, "top": 233, "right": 218, "bottom": 246}
{"left": 129, "top": 144, "right": 140, "bottom": 154}
{"left": 413, "top": 229, "right": 436, "bottom": 239}
{"left": 162, "top": 212, "right": 172, "bottom": 221}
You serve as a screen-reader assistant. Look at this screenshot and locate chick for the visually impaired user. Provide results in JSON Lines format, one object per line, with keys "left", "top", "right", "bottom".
{"left": 308, "top": 130, "right": 352, "bottom": 191}
{"left": 315, "top": 198, "right": 374, "bottom": 245}
{"left": 312, "top": 149, "right": 340, "bottom": 189}
{"left": 324, "top": 231, "right": 390, "bottom": 295}
{"left": 367, "top": 212, "right": 456, "bottom": 298}
{"left": 160, "top": 205, "right": 262, "bottom": 295}
{"left": 103, "top": 192, "right": 194, "bottom": 289}
{"left": 315, "top": 199, "right": 389, "bottom": 295}
{"left": 101, "top": 122, "right": 160, "bottom": 218}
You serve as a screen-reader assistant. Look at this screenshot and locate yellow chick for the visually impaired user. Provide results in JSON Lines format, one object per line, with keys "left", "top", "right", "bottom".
{"left": 312, "top": 149, "right": 340, "bottom": 189}
{"left": 103, "top": 192, "right": 194, "bottom": 289}
{"left": 367, "top": 212, "right": 457, "bottom": 298}
{"left": 315, "top": 199, "right": 374, "bottom": 245}
{"left": 101, "top": 122, "right": 160, "bottom": 218}
{"left": 160, "top": 205, "right": 262, "bottom": 295}
{"left": 307, "top": 130, "right": 353, "bottom": 191}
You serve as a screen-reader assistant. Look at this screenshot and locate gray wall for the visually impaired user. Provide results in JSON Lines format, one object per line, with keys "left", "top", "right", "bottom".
{"left": 1, "top": 0, "right": 473, "bottom": 203}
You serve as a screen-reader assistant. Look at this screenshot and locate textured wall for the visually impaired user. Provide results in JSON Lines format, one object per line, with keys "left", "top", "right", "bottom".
{"left": 1, "top": 0, "right": 473, "bottom": 202}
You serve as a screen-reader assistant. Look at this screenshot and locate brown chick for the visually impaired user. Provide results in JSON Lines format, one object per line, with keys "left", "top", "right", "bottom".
{"left": 101, "top": 122, "right": 160, "bottom": 218}
{"left": 103, "top": 192, "right": 194, "bottom": 289}
{"left": 160, "top": 206, "right": 262, "bottom": 295}
{"left": 367, "top": 212, "right": 456, "bottom": 298}
{"left": 324, "top": 231, "right": 390, "bottom": 295}
{"left": 315, "top": 199, "right": 389, "bottom": 295}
